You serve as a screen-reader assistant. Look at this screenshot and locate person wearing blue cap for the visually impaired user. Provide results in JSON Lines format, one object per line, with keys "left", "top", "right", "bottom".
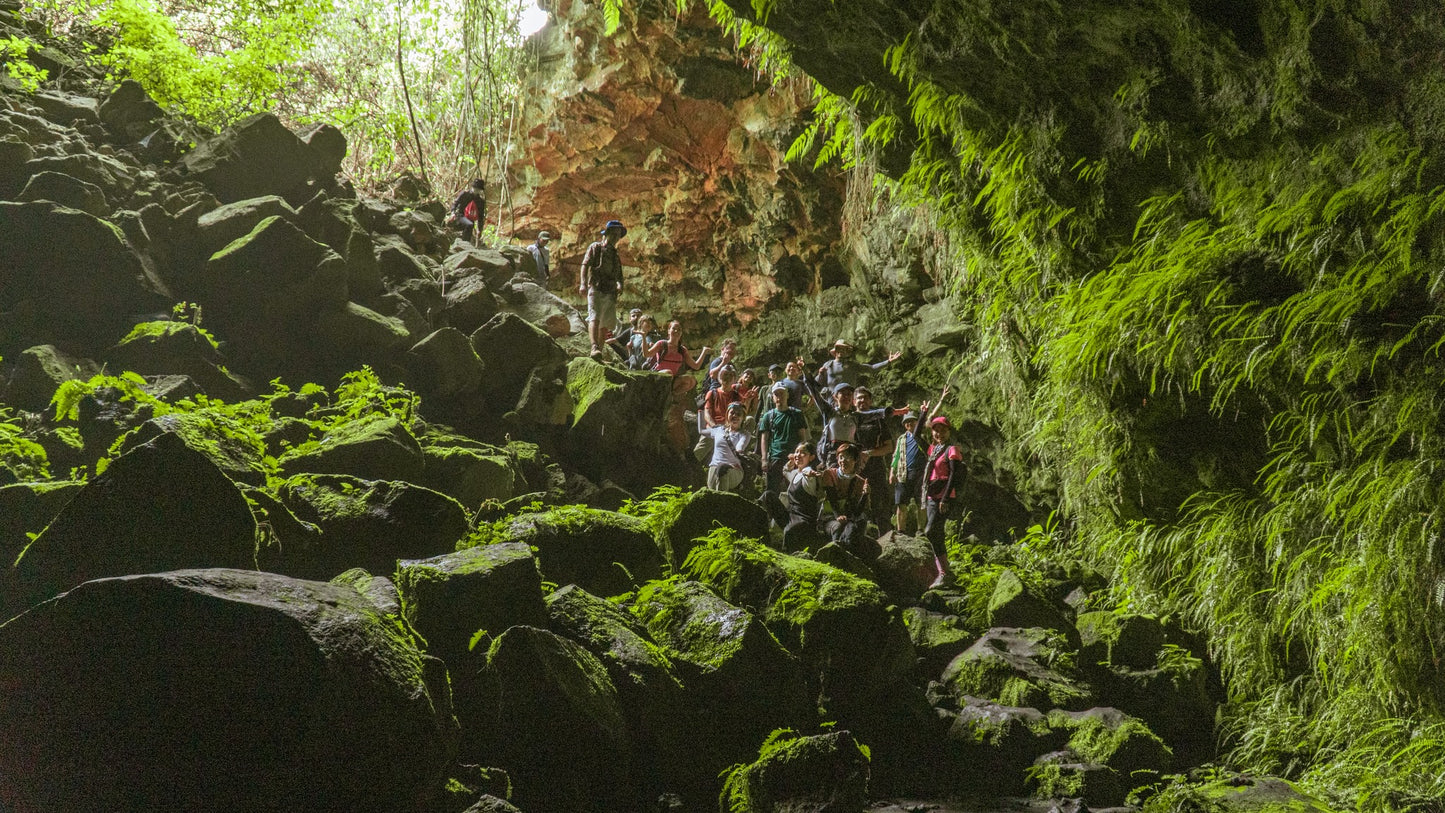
{"left": 579, "top": 220, "right": 627, "bottom": 358}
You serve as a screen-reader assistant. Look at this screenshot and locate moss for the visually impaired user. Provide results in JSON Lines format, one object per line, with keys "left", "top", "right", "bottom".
{"left": 630, "top": 578, "right": 756, "bottom": 672}
{"left": 275, "top": 473, "right": 373, "bottom": 521}
{"left": 207, "top": 215, "right": 283, "bottom": 263}
{"left": 118, "top": 320, "right": 221, "bottom": 352}
{"left": 564, "top": 356, "right": 618, "bottom": 426}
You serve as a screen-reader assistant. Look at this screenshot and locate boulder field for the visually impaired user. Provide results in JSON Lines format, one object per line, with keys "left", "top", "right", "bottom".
{"left": 0, "top": 17, "right": 1337, "bottom": 813}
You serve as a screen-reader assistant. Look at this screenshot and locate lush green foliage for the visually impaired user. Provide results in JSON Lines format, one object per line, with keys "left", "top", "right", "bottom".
{"left": 707, "top": 0, "right": 1445, "bottom": 804}
{"left": 0, "top": 34, "right": 48, "bottom": 91}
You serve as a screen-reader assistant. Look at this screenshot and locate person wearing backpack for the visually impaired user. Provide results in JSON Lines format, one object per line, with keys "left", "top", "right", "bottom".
{"left": 921, "top": 415, "right": 964, "bottom": 588}
{"left": 448, "top": 179, "right": 486, "bottom": 243}
{"left": 579, "top": 220, "right": 627, "bottom": 359}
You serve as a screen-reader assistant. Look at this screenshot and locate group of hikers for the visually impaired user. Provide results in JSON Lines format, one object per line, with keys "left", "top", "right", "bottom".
{"left": 449, "top": 190, "right": 963, "bottom": 587}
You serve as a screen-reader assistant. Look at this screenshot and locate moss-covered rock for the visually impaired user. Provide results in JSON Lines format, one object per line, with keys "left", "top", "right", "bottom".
{"left": 903, "top": 606, "right": 978, "bottom": 680}
{"left": 115, "top": 413, "right": 271, "bottom": 486}
{"left": 393, "top": 542, "right": 547, "bottom": 663}
{"left": 268, "top": 473, "right": 469, "bottom": 581}
{"left": 1, "top": 344, "right": 100, "bottom": 412}
{"left": 987, "top": 568, "right": 1072, "bottom": 636}
{"left": 468, "top": 313, "right": 566, "bottom": 412}
{"left": 945, "top": 699, "right": 1066, "bottom": 796}
{"left": 1046, "top": 706, "right": 1172, "bottom": 784}
{"left": 631, "top": 578, "right": 814, "bottom": 783}
{"left": 470, "top": 624, "right": 634, "bottom": 812}
{"left": 941, "top": 627, "right": 1093, "bottom": 711}
{"left": 1098, "top": 643, "right": 1217, "bottom": 766}
{"left": 1029, "top": 754, "right": 1127, "bottom": 808}
{"left": 278, "top": 413, "right": 425, "bottom": 483}
{"left": 330, "top": 567, "right": 404, "bottom": 616}
{"left": 1076, "top": 609, "right": 1168, "bottom": 671}
{"left": 419, "top": 444, "right": 515, "bottom": 511}
{"left": 0, "top": 568, "right": 457, "bottom": 811}
{"left": 504, "top": 506, "right": 663, "bottom": 597}
{"left": 563, "top": 357, "right": 677, "bottom": 489}
{"left": 10, "top": 432, "right": 257, "bottom": 615}
{"left": 195, "top": 194, "right": 298, "bottom": 255}
{"left": 546, "top": 585, "right": 691, "bottom": 801}
{"left": 652, "top": 487, "right": 771, "bottom": 568}
{"left": 722, "top": 730, "right": 871, "bottom": 813}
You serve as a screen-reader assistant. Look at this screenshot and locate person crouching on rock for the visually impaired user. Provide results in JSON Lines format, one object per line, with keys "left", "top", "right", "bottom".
{"left": 579, "top": 220, "right": 627, "bottom": 358}
{"left": 819, "top": 442, "right": 874, "bottom": 557}
{"left": 922, "top": 415, "right": 964, "bottom": 587}
{"left": 702, "top": 402, "right": 753, "bottom": 493}
{"left": 448, "top": 178, "right": 486, "bottom": 243}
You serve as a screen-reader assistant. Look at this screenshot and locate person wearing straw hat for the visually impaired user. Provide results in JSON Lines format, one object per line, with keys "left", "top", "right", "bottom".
{"left": 815, "top": 339, "right": 903, "bottom": 394}
{"left": 579, "top": 220, "right": 627, "bottom": 358}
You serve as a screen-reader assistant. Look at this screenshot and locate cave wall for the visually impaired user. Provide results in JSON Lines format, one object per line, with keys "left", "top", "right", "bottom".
{"left": 506, "top": 0, "right": 848, "bottom": 336}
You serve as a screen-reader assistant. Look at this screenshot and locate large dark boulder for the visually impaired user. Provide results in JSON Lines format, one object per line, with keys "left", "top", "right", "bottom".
{"left": 469, "top": 312, "right": 567, "bottom": 413}
{"left": 0, "top": 568, "right": 457, "bottom": 811}
{"left": 17, "top": 170, "right": 107, "bottom": 215}
{"left": 633, "top": 579, "right": 814, "bottom": 783}
{"left": 8, "top": 432, "right": 257, "bottom": 615}
{"left": 469, "top": 625, "right": 634, "bottom": 812}
{"left": 265, "top": 473, "right": 469, "bottom": 581}
{"left": 394, "top": 542, "right": 548, "bottom": 663}
{"left": 405, "top": 327, "right": 485, "bottom": 402}
{"left": 277, "top": 414, "right": 425, "bottom": 483}
{"left": 98, "top": 79, "right": 163, "bottom": 141}
{"left": 418, "top": 441, "right": 515, "bottom": 510}
{"left": 195, "top": 194, "right": 298, "bottom": 255}
{"left": 201, "top": 214, "right": 348, "bottom": 334}
{"left": 722, "top": 730, "right": 871, "bottom": 813}
{"left": 1, "top": 344, "right": 99, "bottom": 412}
{"left": 655, "top": 487, "right": 770, "bottom": 568}
{"left": 102, "top": 321, "right": 250, "bottom": 401}
{"left": 439, "top": 274, "right": 498, "bottom": 334}
{"left": 0, "top": 202, "right": 167, "bottom": 355}
{"left": 504, "top": 506, "right": 663, "bottom": 597}
{"left": 180, "top": 112, "right": 333, "bottom": 202}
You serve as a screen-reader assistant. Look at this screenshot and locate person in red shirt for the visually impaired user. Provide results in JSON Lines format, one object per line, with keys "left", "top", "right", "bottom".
{"left": 922, "top": 415, "right": 964, "bottom": 587}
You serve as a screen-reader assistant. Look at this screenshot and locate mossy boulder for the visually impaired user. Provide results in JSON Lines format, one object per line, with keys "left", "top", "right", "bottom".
{"left": 504, "top": 506, "right": 663, "bottom": 597}
{"left": 266, "top": 473, "right": 469, "bottom": 581}
{"left": 18, "top": 170, "right": 107, "bottom": 216}
{"left": 1076, "top": 610, "right": 1168, "bottom": 671}
{"left": 941, "top": 627, "right": 1093, "bottom": 711}
{"left": 103, "top": 321, "right": 250, "bottom": 401}
{"left": 10, "top": 432, "right": 257, "bottom": 615}
{"left": 0, "top": 568, "right": 457, "bottom": 811}
{"left": 0, "top": 480, "right": 81, "bottom": 620}
{"left": 631, "top": 579, "right": 814, "bottom": 777}
{"left": 195, "top": 194, "right": 298, "bottom": 255}
{"left": 440, "top": 274, "right": 499, "bottom": 335}
{"left": 331, "top": 567, "right": 404, "bottom": 616}
{"left": 278, "top": 413, "right": 425, "bottom": 483}
{"left": 545, "top": 585, "right": 690, "bottom": 800}
{"left": 1097, "top": 644, "right": 1217, "bottom": 766}
{"left": 987, "top": 568, "right": 1072, "bottom": 636}
{"left": 115, "top": 413, "right": 270, "bottom": 486}
{"left": 1029, "top": 754, "right": 1127, "bottom": 808}
{"left": 312, "top": 301, "right": 412, "bottom": 365}
{"left": 945, "top": 699, "right": 1066, "bottom": 796}
{"left": 394, "top": 542, "right": 548, "bottom": 663}
{"left": 564, "top": 357, "right": 675, "bottom": 486}
{"left": 723, "top": 730, "right": 871, "bottom": 813}
{"left": 419, "top": 444, "right": 515, "bottom": 510}
{"left": 903, "top": 606, "right": 978, "bottom": 680}
{"left": 1046, "top": 706, "right": 1172, "bottom": 784}
{"left": 654, "top": 487, "right": 771, "bottom": 568}
{"left": 469, "top": 625, "right": 633, "bottom": 812}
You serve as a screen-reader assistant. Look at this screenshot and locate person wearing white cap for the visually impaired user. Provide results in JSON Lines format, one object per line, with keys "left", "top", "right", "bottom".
{"left": 758, "top": 382, "right": 810, "bottom": 507}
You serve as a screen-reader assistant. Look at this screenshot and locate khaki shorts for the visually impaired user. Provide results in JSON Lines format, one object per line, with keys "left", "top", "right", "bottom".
{"left": 587, "top": 289, "right": 617, "bottom": 327}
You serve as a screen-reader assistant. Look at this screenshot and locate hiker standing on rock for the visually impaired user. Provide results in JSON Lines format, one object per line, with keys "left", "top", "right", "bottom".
{"left": 448, "top": 178, "right": 486, "bottom": 243}
{"left": 647, "top": 319, "right": 711, "bottom": 454}
{"left": 816, "top": 339, "right": 902, "bottom": 394}
{"left": 579, "top": 220, "right": 627, "bottom": 358}
{"left": 527, "top": 230, "right": 551, "bottom": 284}
{"left": 922, "top": 415, "right": 964, "bottom": 587}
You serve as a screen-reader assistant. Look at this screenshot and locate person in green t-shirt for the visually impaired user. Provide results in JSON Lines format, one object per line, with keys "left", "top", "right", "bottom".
{"left": 758, "top": 383, "right": 810, "bottom": 502}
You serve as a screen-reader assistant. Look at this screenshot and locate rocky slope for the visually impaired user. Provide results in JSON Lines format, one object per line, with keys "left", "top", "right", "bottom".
{"left": 0, "top": 2, "right": 1345, "bottom": 812}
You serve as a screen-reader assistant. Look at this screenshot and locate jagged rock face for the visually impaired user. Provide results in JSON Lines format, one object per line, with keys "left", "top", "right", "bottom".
{"left": 509, "top": 0, "right": 847, "bottom": 334}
